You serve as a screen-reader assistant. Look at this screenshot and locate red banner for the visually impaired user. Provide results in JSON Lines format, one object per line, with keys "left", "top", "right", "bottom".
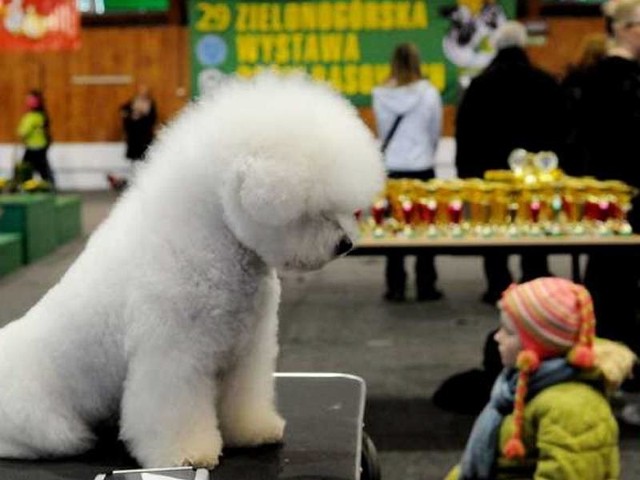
{"left": 0, "top": 0, "right": 80, "bottom": 51}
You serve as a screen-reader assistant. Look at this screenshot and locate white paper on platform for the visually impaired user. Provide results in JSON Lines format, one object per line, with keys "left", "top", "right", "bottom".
{"left": 141, "top": 473, "right": 182, "bottom": 480}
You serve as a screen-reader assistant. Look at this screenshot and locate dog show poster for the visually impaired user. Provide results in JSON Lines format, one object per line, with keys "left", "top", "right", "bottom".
{"left": 0, "top": 0, "right": 79, "bottom": 50}
{"left": 190, "top": 0, "right": 516, "bottom": 105}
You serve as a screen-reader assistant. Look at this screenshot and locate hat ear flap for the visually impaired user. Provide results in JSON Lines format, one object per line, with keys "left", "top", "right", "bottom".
{"left": 238, "top": 156, "right": 306, "bottom": 226}
{"left": 567, "top": 284, "right": 596, "bottom": 368}
{"left": 503, "top": 350, "right": 540, "bottom": 460}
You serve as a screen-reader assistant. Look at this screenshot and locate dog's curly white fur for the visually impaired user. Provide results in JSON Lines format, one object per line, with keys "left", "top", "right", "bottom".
{"left": 0, "top": 74, "right": 384, "bottom": 468}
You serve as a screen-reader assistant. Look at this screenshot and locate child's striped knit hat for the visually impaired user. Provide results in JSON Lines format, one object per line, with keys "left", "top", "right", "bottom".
{"left": 498, "top": 277, "right": 596, "bottom": 460}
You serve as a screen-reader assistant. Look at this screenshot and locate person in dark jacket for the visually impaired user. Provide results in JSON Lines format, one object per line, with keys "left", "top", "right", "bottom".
{"left": 121, "top": 85, "right": 157, "bottom": 162}
{"left": 573, "top": 0, "right": 640, "bottom": 398}
{"left": 455, "top": 21, "right": 568, "bottom": 304}
{"left": 561, "top": 32, "right": 610, "bottom": 176}
{"left": 108, "top": 86, "right": 158, "bottom": 191}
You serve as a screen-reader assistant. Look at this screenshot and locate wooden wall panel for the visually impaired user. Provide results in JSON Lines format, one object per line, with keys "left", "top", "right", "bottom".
{"left": 527, "top": 17, "right": 606, "bottom": 79}
{"left": 0, "top": 26, "right": 189, "bottom": 143}
{"left": 0, "top": 17, "right": 607, "bottom": 143}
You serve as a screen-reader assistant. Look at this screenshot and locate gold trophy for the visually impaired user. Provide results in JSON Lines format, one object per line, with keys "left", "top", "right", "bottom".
{"left": 399, "top": 195, "right": 415, "bottom": 237}
{"left": 507, "top": 148, "right": 529, "bottom": 180}
{"left": 528, "top": 196, "right": 543, "bottom": 236}
{"left": 506, "top": 186, "right": 521, "bottom": 237}
{"left": 439, "top": 181, "right": 464, "bottom": 237}
{"left": 546, "top": 185, "right": 564, "bottom": 236}
{"left": 533, "top": 151, "right": 560, "bottom": 184}
{"left": 417, "top": 196, "right": 438, "bottom": 238}
{"left": 447, "top": 197, "right": 464, "bottom": 237}
{"left": 604, "top": 180, "right": 636, "bottom": 235}
{"left": 371, "top": 197, "right": 388, "bottom": 238}
{"left": 468, "top": 181, "right": 494, "bottom": 237}
{"left": 583, "top": 180, "right": 613, "bottom": 236}
{"left": 569, "top": 179, "right": 590, "bottom": 235}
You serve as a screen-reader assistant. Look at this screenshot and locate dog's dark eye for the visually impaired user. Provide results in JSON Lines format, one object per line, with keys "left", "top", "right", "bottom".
{"left": 319, "top": 212, "right": 333, "bottom": 222}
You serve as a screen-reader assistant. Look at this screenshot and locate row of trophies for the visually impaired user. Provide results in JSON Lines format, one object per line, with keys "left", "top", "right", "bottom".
{"left": 360, "top": 150, "right": 638, "bottom": 239}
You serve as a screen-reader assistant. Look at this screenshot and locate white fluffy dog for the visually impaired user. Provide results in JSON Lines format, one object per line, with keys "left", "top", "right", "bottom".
{"left": 0, "top": 74, "right": 384, "bottom": 468}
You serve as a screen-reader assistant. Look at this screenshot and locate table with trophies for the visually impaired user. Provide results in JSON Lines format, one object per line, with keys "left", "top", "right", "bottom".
{"left": 352, "top": 150, "right": 640, "bottom": 281}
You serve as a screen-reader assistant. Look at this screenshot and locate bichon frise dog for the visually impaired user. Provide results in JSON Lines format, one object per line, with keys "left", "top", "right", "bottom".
{"left": 0, "top": 74, "right": 384, "bottom": 468}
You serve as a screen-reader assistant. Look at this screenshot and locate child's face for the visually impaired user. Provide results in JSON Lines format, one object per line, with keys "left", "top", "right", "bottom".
{"left": 25, "top": 94, "right": 39, "bottom": 110}
{"left": 494, "top": 311, "right": 522, "bottom": 367}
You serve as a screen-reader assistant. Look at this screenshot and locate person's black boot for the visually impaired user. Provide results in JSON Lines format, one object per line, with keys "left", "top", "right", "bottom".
{"left": 417, "top": 289, "right": 444, "bottom": 301}
{"left": 480, "top": 290, "right": 502, "bottom": 305}
{"left": 383, "top": 291, "right": 406, "bottom": 302}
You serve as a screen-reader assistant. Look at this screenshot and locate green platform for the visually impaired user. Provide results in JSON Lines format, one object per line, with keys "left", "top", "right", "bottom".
{"left": 0, "top": 194, "right": 57, "bottom": 264}
{"left": 0, "top": 233, "right": 23, "bottom": 277}
{"left": 55, "top": 195, "right": 83, "bottom": 245}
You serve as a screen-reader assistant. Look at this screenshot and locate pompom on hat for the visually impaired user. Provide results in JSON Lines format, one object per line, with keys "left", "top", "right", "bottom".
{"left": 497, "top": 277, "right": 596, "bottom": 460}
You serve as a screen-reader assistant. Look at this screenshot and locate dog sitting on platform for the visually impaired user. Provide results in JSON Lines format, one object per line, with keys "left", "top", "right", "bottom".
{"left": 0, "top": 74, "right": 384, "bottom": 468}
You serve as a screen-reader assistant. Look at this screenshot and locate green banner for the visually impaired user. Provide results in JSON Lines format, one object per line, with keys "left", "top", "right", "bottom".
{"left": 189, "top": 0, "right": 516, "bottom": 105}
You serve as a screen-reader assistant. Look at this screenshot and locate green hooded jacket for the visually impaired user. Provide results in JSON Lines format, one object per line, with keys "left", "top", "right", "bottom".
{"left": 445, "top": 338, "right": 636, "bottom": 480}
{"left": 445, "top": 381, "right": 619, "bottom": 480}
{"left": 17, "top": 111, "right": 49, "bottom": 150}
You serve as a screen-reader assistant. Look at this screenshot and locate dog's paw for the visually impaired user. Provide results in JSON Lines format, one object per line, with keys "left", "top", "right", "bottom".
{"left": 180, "top": 452, "right": 220, "bottom": 469}
{"left": 177, "top": 427, "right": 224, "bottom": 469}
{"left": 222, "top": 410, "right": 285, "bottom": 447}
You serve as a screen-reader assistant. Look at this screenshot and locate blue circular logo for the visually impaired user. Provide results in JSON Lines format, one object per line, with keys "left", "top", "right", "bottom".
{"left": 196, "top": 35, "right": 228, "bottom": 67}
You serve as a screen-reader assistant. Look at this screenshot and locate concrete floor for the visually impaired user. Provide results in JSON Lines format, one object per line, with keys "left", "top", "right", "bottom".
{"left": 0, "top": 191, "right": 638, "bottom": 479}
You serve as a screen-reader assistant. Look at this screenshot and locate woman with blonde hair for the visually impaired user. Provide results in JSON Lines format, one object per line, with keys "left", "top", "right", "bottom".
{"left": 372, "top": 43, "right": 443, "bottom": 302}
{"left": 575, "top": 32, "right": 609, "bottom": 69}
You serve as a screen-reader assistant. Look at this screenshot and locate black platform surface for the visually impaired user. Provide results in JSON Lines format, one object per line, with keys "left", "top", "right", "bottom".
{"left": 0, "top": 373, "right": 366, "bottom": 480}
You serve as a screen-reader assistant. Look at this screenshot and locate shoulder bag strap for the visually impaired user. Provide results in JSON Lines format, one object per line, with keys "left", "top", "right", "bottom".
{"left": 380, "top": 114, "right": 405, "bottom": 153}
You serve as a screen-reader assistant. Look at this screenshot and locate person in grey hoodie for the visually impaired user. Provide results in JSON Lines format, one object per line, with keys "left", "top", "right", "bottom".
{"left": 372, "top": 43, "right": 443, "bottom": 302}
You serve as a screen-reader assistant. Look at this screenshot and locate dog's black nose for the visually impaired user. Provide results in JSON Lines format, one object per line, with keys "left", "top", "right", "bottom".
{"left": 334, "top": 236, "right": 353, "bottom": 256}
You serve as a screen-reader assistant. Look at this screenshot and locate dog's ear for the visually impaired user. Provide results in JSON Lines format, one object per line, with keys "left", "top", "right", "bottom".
{"left": 236, "top": 156, "right": 307, "bottom": 226}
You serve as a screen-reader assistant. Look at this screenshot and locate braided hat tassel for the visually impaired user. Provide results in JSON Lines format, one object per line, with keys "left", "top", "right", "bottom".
{"left": 567, "top": 285, "right": 596, "bottom": 368}
{"left": 503, "top": 350, "right": 539, "bottom": 459}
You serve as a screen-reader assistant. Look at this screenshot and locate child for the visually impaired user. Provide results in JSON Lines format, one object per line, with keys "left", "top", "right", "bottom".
{"left": 17, "top": 90, "right": 55, "bottom": 187}
{"left": 445, "top": 277, "right": 636, "bottom": 480}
